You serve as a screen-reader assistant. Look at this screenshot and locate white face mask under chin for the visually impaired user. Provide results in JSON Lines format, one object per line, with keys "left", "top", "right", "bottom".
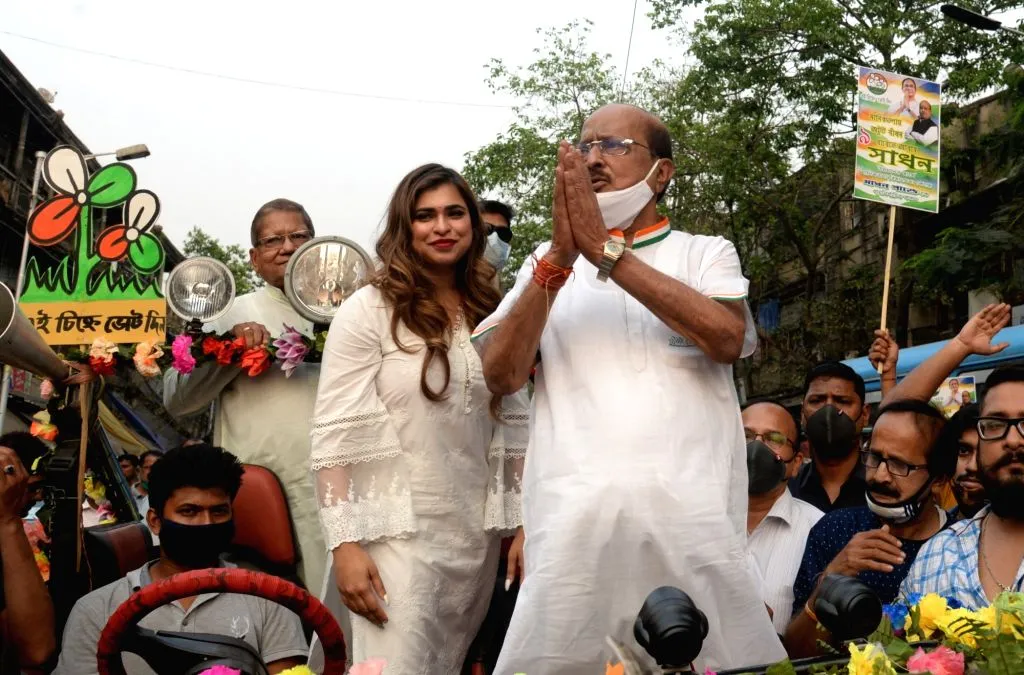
{"left": 595, "top": 160, "right": 661, "bottom": 231}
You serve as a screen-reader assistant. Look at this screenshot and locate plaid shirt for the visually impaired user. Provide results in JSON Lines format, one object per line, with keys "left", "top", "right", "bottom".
{"left": 900, "top": 506, "right": 1024, "bottom": 609}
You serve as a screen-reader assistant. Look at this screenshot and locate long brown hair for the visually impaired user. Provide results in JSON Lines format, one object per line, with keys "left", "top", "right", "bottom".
{"left": 371, "top": 164, "right": 501, "bottom": 401}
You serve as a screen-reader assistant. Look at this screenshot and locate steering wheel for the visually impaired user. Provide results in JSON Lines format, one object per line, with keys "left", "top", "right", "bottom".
{"left": 96, "top": 568, "right": 346, "bottom": 675}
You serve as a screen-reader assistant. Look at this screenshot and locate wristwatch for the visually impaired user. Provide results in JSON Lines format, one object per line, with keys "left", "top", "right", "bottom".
{"left": 596, "top": 240, "right": 626, "bottom": 282}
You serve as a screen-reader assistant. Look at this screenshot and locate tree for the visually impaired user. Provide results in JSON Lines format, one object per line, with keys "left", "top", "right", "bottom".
{"left": 645, "top": 0, "right": 1024, "bottom": 390}
{"left": 903, "top": 68, "right": 1024, "bottom": 309}
{"left": 182, "top": 227, "right": 262, "bottom": 295}
{"left": 462, "top": 21, "right": 624, "bottom": 287}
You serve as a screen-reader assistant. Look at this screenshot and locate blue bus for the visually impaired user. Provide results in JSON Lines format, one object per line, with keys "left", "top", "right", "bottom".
{"left": 842, "top": 324, "right": 1024, "bottom": 405}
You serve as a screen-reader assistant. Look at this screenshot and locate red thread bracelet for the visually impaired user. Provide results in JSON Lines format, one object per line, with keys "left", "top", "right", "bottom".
{"left": 532, "top": 255, "right": 573, "bottom": 290}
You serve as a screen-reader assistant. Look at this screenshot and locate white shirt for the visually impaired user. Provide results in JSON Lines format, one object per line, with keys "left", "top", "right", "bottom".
{"left": 163, "top": 285, "right": 325, "bottom": 591}
{"left": 888, "top": 97, "right": 920, "bottom": 119}
{"left": 748, "top": 489, "right": 824, "bottom": 633}
{"left": 475, "top": 222, "right": 786, "bottom": 673}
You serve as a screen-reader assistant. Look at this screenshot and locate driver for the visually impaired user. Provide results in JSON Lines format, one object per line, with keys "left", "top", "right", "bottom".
{"left": 54, "top": 444, "right": 308, "bottom": 675}
{"left": 163, "top": 199, "right": 327, "bottom": 595}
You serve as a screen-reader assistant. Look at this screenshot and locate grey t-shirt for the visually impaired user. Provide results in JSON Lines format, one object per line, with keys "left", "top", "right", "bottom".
{"left": 54, "top": 562, "right": 307, "bottom": 674}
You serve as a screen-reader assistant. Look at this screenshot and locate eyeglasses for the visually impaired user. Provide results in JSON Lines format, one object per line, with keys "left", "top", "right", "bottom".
{"left": 576, "top": 137, "right": 650, "bottom": 157}
{"left": 859, "top": 449, "right": 928, "bottom": 477}
{"left": 486, "top": 224, "right": 513, "bottom": 243}
{"left": 744, "top": 429, "right": 796, "bottom": 453}
{"left": 977, "top": 416, "right": 1024, "bottom": 441}
{"left": 256, "top": 231, "right": 313, "bottom": 250}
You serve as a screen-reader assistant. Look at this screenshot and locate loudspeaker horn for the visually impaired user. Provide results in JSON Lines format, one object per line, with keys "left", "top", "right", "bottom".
{"left": 0, "top": 282, "right": 68, "bottom": 381}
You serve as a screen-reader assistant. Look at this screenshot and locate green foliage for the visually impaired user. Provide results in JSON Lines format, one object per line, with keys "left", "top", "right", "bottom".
{"left": 904, "top": 67, "right": 1024, "bottom": 307}
{"left": 462, "top": 21, "right": 622, "bottom": 287}
{"left": 182, "top": 226, "right": 262, "bottom": 295}
{"left": 466, "top": 2, "right": 1024, "bottom": 396}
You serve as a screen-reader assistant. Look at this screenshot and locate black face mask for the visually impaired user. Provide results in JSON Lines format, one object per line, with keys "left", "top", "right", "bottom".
{"left": 747, "top": 440, "right": 786, "bottom": 495}
{"left": 806, "top": 405, "right": 858, "bottom": 461}
{"left": 158, "top": 519, "right": 235, "bottom": 569}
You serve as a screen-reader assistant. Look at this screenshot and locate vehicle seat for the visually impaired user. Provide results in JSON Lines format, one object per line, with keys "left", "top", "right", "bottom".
{"left": 84, "top": 521, "right": 154, "bottom": 590}
{"left": 228, "top": 464, "right": 302, "bottom": 587}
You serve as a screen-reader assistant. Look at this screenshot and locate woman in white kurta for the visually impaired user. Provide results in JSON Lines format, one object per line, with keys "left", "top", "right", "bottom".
{"left": 310, "top": 164, "right": 525, "bottom": 673}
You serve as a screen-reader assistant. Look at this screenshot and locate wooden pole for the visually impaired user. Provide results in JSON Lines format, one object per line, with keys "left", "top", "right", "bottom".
{"left": 75, "top": 379, "right": 92, "bottom": 569}
{"left": 877, "top": 205, "right": 898, "bottom": 374}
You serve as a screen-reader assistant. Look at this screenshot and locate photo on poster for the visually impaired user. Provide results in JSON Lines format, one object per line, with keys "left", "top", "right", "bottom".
{"left": 930, "top": 375, "right": 976, "bottom": 419}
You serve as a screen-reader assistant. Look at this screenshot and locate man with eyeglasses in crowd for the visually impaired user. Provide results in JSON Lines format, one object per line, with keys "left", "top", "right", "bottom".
{"left": 163, "top": 199, "right": 327, "bottom": 594}
{"left": 901, "top": 363, "right": 1024, "bottom": 608}
{"left": 784, "top": 399, "right": 954, "bottom": 657}
{"left": 743, "top": 402, "right": 824, "bottom": 635}
{"left": 476, "top": 103, "right": 784, "bottom": 672}
{"left": 868, "top": 304, "right": 1011, "bottom": 522}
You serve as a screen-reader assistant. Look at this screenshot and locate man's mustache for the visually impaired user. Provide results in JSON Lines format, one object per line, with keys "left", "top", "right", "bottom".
{"left": 867, "top": 481, "right": 900, "bottom": 499}
{"left": 954, "top": 471, "right": 982, "bottom": 487}
{"left": 988, "top": 450, "right": 1024, "bottom": 473}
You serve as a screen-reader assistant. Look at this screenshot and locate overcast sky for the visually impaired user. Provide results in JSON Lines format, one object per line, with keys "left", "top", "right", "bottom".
{"left": 1, "top": 0, "right": 691, "bottom": 254}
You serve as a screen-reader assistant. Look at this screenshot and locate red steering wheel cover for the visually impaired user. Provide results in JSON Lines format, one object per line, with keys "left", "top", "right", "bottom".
{"left": 96, "top": 568, "right": 345, "bottom": 675}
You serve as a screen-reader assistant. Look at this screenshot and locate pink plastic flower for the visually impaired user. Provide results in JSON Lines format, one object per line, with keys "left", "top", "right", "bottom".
{"left": 39, "top": 379, "right": 54, "bottom": 400}
{"left": 273, "top": 325, "right": 309, "bottom": 378}
{"left": 171, "top": 334, "right": 196, "bottom": 375}
{"left": 907, "top": 645, "right": 965, "bottom": 675}
{"left": 349, "top": 658, "right": 387, "bottom": 675}
{"left": 197, "top": 667, "right": 241, "bottom": 675}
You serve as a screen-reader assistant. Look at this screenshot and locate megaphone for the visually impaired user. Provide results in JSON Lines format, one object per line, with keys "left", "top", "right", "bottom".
{"left": 0, "top": 282, "right": 69, "bottom": 381}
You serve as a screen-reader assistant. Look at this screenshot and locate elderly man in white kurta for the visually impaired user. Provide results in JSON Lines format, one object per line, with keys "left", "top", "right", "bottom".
{"left": 474, "top": 105, "right": 786, "bottom": 673}
{"left": 163, "top": 199, "right": 326, "bottom": 593}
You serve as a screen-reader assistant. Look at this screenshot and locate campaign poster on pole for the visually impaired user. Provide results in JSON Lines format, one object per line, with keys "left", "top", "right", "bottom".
{"left": 854, "top": 67, "right": 941, "bottom": 213}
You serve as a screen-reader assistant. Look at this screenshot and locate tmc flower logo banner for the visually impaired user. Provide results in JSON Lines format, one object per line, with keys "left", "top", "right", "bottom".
{"left": 20, "top": 145, "right": 167, "bottom": 345}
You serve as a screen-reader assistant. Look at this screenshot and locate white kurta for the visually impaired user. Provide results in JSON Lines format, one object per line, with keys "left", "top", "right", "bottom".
{"left": 310, "top": 286, "right": 527, "bottom": 674}
{"left": 474, "top": 225, "right": 787, "bottom": 673}
{"left": 163, "top": 285, "right": 326, "bottom": 593}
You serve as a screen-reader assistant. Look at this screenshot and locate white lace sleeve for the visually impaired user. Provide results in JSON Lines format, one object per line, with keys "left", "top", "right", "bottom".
{"left": 484, "top": 388, "right": 530, "bottom": 533}
{"left": 310, "top": 289, "right": 416, "bottom": 551}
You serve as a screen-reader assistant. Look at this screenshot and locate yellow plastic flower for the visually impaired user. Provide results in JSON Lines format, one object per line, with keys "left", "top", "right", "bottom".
{"left": 916, "top": 593, "right": 949, "bottom": 636}
{"left": 935, "top": 607, "right": 980, "bottom": 648}
{"left": 847, "top": 642, "right": 896, "bottom": 675}
{"left": 277, "top": 666, "right": 315, "bottom": 675}
{"left": 981, "top": 602, "right": 1024, "bottom": 636}
{"left": 133, "top": 340, "right": 164, "bottom": 378}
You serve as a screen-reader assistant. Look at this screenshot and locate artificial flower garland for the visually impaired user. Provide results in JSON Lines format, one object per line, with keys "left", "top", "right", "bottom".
{"left": 41, "top": 326, "right": 327, "bottom": 392}
{"left": 198, "top": 660, "right": 386, "bottom": 675}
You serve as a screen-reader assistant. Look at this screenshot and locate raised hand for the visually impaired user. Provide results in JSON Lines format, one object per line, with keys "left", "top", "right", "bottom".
{"left": 955, "top": 303, "right": 1011, "bottom": 356}
{"left": 546, "top": 142, "right": 580, "bottom": 269}
{"left": 560, "top": 145, "right": 609, "bottom": 266}
{"left": 868, "top": 329, "right": 899, "bottom": 379}
{"left": 0, "top": 448, "right": 28, "bottom": 525}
